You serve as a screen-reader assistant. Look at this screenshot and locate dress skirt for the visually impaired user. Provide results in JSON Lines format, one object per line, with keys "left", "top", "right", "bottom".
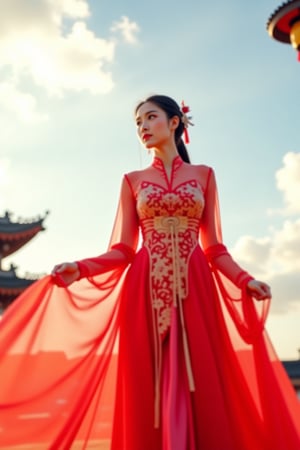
{"left": 0, "top": 247, "right": 299, "bottom": 449}
{"left": 111, "top": 244, "right": 300, "bottom": 450}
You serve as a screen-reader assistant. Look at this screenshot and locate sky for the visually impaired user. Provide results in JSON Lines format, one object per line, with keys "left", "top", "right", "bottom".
{"left": 0, "top": 0, "right": 299, "bottom": 360}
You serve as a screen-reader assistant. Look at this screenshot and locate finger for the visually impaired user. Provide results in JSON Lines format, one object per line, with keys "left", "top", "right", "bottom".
{"left": 251, "top": 285, "right": 263, "bottom": 296}
{"left": 54, "top": 264, "right": 66, "bottom": 273}
{"left": 261, "top": 285, "right": 271, "bottom": 298}
{"left": 55, "top": 264, "right": 72, "bottom": 274}
{"left": 254, "top": 283, "right": 271, "bottom": 298}
{"left": 257, "top": 289, "right": 271, "bottom": 301}
{"left": 52, "top": 272, "right": 67, "bottom": 288}
{"left": 250, "top": 286, "right": 267, "bottom": 300}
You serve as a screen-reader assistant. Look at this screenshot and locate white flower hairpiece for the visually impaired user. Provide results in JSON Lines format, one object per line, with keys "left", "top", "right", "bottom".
{"left": 181, "top": 101, "right": 194, "bottom": 143}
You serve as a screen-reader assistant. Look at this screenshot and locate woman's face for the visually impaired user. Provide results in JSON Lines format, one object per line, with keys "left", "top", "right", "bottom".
{"left": 135, "top": 101, "right": 177, "bottom": 150}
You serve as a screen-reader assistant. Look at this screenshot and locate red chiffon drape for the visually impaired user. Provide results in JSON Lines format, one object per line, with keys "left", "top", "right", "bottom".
{"left": 0, "top": 157, "right": 299, "bottom": 450}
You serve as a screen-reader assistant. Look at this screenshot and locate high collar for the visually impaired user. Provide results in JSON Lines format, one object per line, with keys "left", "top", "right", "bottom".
{"left": 152, "top": 155, "right": 183, "bottom": 172}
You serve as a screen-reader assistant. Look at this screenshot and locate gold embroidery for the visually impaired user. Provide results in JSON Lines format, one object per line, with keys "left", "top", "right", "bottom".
{"left": 137, "top": 177, "right": 205, "bottom": 427}
{"left": 139, "top": 182, "right": 204, "bottom": 338}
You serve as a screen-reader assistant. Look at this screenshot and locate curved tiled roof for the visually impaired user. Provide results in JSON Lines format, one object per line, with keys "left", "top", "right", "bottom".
{"left": 282, "top": 360, "right": 300, "bottom": 378}
{"left": 0, "top": 211, "right": 49, "bottom": 258}
{"left": 267, "top": 0, "right": 300, "bottom": 43}
{"left": 0, "top": 268, "right": 38, "bottom": 310}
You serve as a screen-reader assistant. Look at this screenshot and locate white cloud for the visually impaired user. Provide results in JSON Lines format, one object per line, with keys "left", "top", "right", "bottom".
{"left": 0, "top": 1, "right": 140, "bottom": 121}
{"left": 267, "top": 271, "right": 300, "bottom": 313}
{"left": 231, "top": 152, "right": 300, "bottom": 314}
{"left": 52, "top": 0, "right": 90, "bottom": 20}
{"left": 231, "top": 235, "right": 272, "bottom": 273}
{"left": 268, "top": 152, "right": 300, "bottom": 215}
{"left": 0, "top": 81, "right": 48, "bottom": 122}
{"left": 111, "top": 16, "right": 140, "bottom": 44}
{"left": 22, "top": 21, "right": 116, "bottom": 97}
{"left": 0, "top": 1, "right": 115, "bottom": 97}
{"left": 231, "top": 222, "right": 300, "bottom": 313}
{"left": 272, "top": 219, "right": 300, "bottom": 271}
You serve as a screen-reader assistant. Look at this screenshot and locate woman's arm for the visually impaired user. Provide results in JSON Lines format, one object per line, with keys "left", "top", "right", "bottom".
{"left": 200, "top": 168, "right": 271, "bottom": 300}
{"left": 52, "top": 176, "right": 139, "bottom": 287}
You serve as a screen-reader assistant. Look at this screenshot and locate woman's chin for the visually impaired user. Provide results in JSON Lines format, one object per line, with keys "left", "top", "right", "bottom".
{"left": 144, "top": 142, "right": 154, "bottom": 150}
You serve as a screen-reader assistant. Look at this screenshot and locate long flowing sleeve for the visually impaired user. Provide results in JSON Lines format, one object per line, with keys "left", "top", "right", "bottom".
{"left": 51, "top": 176, "right": 139, "bottom": 286}
{"left": 198, "top": 167, "right": 300, "bottom": 447}
{"left": 200, "top": 168, "right": 253, "bottom": 289}
{"left": 74, "top": 175, "right": 139, "bottom": 280}
{"left": 199, "top": 167, "right": 269, "bottom": 343}
{"left": 0, "top": 175, "right": 140, "bottom": 449}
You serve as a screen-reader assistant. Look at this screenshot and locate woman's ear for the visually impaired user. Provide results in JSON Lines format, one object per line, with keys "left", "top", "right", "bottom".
{"left": 170, "top": 115, "right": 180, "bottom": 130}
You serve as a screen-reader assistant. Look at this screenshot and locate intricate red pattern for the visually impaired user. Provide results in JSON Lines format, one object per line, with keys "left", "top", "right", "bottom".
{"left": 138, "top": 180, "right": 205, "bottom": 338}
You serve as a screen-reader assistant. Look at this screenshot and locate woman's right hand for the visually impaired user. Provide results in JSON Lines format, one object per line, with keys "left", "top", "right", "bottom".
{"left": 51, "top": 262, "right": 80, "bottom": 287}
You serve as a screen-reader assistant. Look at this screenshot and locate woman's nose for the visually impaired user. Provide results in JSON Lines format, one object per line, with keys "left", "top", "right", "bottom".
{"left": 141, "top": 121, "right": 148, "bottom": 131}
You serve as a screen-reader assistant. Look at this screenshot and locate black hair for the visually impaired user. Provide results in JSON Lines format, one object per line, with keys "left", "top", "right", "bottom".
{"left": 135, "top": 94, "right": 191, "bottom": 164}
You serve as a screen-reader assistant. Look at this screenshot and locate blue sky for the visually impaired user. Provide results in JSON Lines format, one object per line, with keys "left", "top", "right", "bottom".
{"left": 0, "top": 0, "right": 299, "bottom": 359}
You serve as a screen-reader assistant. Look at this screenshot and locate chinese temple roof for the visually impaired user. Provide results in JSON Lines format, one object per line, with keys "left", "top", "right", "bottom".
{"left": 267, "top": 0, "right": 300, "bottom": 44}
{"left": 0, "top": 264, "right": 41, "bottom": 310}
{"left": 0, "top": 265, "right": 35, "bottom": 292}
{"left": 282, "top": 360, "right": 300, "bottom": 379}
{"left": 0, "top": 210, "right": 49, "bottom": 258}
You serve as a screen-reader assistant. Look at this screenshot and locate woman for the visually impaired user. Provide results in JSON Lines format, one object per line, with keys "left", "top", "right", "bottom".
{"left": 0, "top": 95, "right": 299, "bottom": 450}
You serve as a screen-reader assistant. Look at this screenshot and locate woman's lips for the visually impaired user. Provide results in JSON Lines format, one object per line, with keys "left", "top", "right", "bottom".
{"left": 143, "top": 134, "right": 152, "bottom": 141}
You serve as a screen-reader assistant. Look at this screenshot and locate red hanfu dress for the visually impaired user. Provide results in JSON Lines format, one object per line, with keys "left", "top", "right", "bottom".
{"left": 0, "top": 155, "right": 300, "bottom": 450}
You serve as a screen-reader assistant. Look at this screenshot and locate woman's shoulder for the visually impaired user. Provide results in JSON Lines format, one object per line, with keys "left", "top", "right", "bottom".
{"left": 192, "top": 162, "right": 212, "bottom": 171}
{"left": 186, "top": 162, "right": 214, "bottom": 176}
{"left": 184, "top": 162, "right": 215, "bottom": 192}
{"left": 125, "top": 166, "right": 149, "bottom": 180}
{"left": 123, "top": 166, "right": 153, "bottom": 189}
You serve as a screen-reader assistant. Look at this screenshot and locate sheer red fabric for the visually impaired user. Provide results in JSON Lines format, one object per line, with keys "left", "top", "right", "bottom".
{"left": 0, "top": 156, "right": 299, "bottom": 450}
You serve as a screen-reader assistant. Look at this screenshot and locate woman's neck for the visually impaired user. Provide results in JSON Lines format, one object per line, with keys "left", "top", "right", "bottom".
{"left": 153, "top": 146, "right": 179, "bottom": 167}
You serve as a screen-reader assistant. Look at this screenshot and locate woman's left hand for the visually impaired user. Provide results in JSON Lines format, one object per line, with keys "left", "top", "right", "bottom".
{"left": 51, "top": 262, "right": 80, "bottom": 287}
{"left": 247, "top": 279, "right": 271, "bottom": 300}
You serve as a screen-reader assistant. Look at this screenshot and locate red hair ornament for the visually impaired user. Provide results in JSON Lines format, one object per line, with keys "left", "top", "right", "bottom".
{"left": 181, "top": 101, "right": 194, "bottom": 144}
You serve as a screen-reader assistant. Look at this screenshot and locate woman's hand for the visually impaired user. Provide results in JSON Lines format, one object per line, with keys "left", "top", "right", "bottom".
{"left": 51, "top": 262, "right": 80, "bottom": 287}
{"left": 247, "top": 279, "right": 271, "bottom": 301}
